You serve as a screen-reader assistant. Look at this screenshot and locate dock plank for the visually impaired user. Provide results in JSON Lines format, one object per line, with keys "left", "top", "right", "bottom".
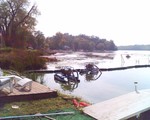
{"left": 83, "top": 89, "right": 150, "bottom": 120}
{"left": 0, "top": 81, "right": 57, "bottom": 102}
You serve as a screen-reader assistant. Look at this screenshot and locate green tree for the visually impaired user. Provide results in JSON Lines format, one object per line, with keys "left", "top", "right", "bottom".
{"left": 96, "top": 43, "right": 105, "bottom": 51}
{"left": 104, "top": 40, "right": 117, "bottom": 50}
{"left": 33, "top": 31, "right": 45, "bottom": 49}
{"left": 0, "top": 0, "right": 39, "bottom": 47}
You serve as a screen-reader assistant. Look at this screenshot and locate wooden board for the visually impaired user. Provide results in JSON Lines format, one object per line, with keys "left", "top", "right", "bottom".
{"left": 83, "top": 89, "right": 150, "bottom": 120}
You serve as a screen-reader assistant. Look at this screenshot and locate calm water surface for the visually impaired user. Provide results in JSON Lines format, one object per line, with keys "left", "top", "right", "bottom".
{"left": 35, "top": 51, "right": 150, "bottom": 103}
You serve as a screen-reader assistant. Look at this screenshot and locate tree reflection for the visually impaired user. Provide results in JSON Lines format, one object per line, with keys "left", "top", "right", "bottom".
{"left": 25, "top": 72, "right": 45, "bottom": 84}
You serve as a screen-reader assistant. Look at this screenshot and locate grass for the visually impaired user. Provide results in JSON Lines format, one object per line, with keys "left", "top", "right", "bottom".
{"left": 0, "top": 93, "right": 83, "bottom": 117}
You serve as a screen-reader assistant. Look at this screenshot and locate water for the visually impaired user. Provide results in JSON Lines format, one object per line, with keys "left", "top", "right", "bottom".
{"left": 33, "top": 50, "right": 150, "bottom": 103}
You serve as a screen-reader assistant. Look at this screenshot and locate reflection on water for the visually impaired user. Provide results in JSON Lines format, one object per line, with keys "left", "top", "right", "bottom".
{"left": 84, "top": 73, "right": 100, "bottom": 81}
{"left": 25, "top": 73, "right": 45, "bottom": 84}
{"left": 27, "top": 51, "right": 150, "bottom": 103}
{"left": 52, "top": 64, "right": 102, "bottom": 91}
{"left": 55, "top": 79, "right": 79, "bottom": 92}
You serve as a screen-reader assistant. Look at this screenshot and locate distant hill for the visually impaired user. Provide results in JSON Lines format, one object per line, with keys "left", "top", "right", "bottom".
{"left": 118, "top": 45, "right": 150, "bottom": 50}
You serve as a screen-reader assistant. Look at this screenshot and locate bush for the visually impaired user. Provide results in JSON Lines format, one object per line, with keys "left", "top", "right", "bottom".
{"left": 0, "top": 47, "right": 13, "bottom": 53}
{"left": 0, "top": 54, "right": 12, "bottom": 69}
{"left": 0, "top": 50, "right": 46, "bottom": 72}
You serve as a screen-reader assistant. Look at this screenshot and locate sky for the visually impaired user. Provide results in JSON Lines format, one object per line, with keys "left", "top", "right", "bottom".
{"left": 33, "top": 0, "right": 150, "bottom": 46}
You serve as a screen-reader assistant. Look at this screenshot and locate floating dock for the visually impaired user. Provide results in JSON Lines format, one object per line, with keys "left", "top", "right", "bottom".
{"left": 83, "top": 89, "right": 150, "bottom": 120}
{"left": 0, "top": 81, "right": 57, "bottom": 102}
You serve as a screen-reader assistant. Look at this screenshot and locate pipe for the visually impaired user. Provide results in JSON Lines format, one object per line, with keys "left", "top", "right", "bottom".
{"left": 0, "top": 111, "right": 74, "bottom": 119}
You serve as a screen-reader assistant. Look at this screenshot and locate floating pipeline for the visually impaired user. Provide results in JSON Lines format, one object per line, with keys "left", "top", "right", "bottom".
{"left": 26, "top": 64, "right": 150, "bottom": 73}
{"left": 99, "top": 64, "right": 150, "bottom": 71}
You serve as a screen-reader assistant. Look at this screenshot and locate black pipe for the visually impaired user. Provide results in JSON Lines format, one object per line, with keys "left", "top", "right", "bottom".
{"left": 26, "top": 64, "right": 150, "bottom": 73}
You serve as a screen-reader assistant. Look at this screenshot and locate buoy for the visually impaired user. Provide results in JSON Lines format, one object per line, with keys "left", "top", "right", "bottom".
{"left": 79, "top": 102, "right": 90, "bottom": 107}
{"left": 72, "top": 99, "right": 90, "bottom": 107}
{"left": 72, "top": 99, "right": 79, "bottom": 107}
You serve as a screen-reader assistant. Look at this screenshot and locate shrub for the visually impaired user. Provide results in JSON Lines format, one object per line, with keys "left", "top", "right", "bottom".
{"left": 0, "top": 54, "right": 12, "bottom": 69}
{"left": 0, "top": 47, "right": 13, "bottom": 53}
{"left": 0, "top": 50, "right": 46, "bottom": 72}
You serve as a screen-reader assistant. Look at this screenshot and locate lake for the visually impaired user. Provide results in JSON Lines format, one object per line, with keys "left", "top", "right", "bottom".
{"left": 34, "top": 50, "right": 150, "bottom": 103}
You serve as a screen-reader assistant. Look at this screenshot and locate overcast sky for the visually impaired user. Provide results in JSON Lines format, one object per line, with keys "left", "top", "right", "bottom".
{"left": 33, "top": 0, "right": 150, "bottom": 46}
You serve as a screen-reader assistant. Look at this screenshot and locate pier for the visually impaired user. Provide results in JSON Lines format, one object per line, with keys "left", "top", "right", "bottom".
{"left": 83, "top": 89, "right": 150, "bottom": 120}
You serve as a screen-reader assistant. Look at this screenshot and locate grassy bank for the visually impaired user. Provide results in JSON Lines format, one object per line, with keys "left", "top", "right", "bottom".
{"left": 0, "top": 93, "right": 93, "bottom": 120}
{"left": 0, "top": 93, "right": 72, "bottom": 116}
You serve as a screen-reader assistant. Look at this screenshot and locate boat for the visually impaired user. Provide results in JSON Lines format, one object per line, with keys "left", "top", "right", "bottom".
{"left": 79, "top": 63, "right": 102, "bottom": 80}
{"left": 126, "top": 54, "right": 131, "bottom": 59}
{"left": 54, "top": 66, "right": 80, "bottom": 83}
{"left": 79, "top": 63, "right": 100, "bottom": 75}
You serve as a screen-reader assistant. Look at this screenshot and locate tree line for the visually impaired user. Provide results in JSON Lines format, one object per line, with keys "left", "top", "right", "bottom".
{"left": 46, "top": 32, "right": 117, "bottom": 51}
{"left": 0, "top": 0, "right": 117, "bottom": 51}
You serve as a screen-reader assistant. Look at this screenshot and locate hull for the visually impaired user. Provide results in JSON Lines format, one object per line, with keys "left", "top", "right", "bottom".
{"left": 54, "top": 73, "right": 80, "bottom": 83}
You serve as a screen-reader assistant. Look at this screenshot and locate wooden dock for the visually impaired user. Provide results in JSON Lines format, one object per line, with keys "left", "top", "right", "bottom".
{"left": 83, "top": 89, "right": 150, "bottom": 120}
{"left": 0, "top": 81, "right": 57, "bottom": 102}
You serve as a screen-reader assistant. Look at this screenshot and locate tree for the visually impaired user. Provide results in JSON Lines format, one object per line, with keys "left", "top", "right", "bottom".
{"left": 0, "top": 0, "right": 39, "bottom": 47}
{"left": 96, "top": 43, "right": 105, "bottom": 51}
{"left": 33, "top": 31, "right": 45, "bottom": 49}
{"left": 104, "top": 40, "right": 117, "bottom": 50}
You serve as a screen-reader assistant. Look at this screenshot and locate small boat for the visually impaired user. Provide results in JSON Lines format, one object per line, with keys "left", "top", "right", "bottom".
{"left": 54, "top": 73, "right": 68, "bottom": 83}
{"left": 54, "top": 66, "right": 80, "bottom": 83}
{"left": 126, "top": 54, "right": 131, "bottom": 59}
{"left": 79, "top": 63, "right": 100, "bottom": 75}
{"left": 79, "top": 63, "right": 102, "bottom": 80}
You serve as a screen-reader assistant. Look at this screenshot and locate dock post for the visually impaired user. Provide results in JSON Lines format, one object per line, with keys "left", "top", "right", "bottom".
{"left": 134, "top": 82, "right": 139, "bottom": 94}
